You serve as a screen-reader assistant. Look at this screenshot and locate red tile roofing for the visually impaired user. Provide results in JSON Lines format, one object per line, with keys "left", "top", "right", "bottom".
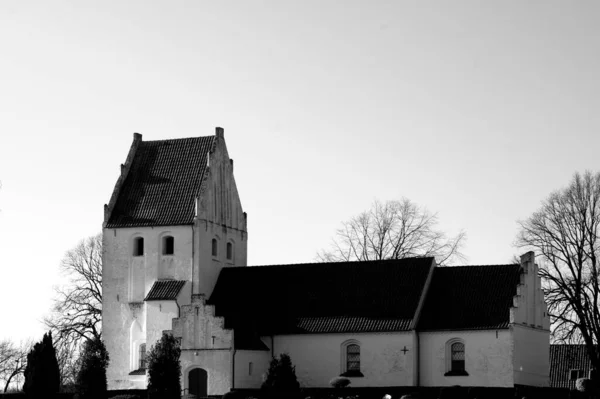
{"left": 417, "top": 264, "right": 521, "bottom": 331}
{"left": 144, "top": 280, "right": 186, "bottom": 301}
{"left": 106, "top": 136, "right": 215, "bottom": 228}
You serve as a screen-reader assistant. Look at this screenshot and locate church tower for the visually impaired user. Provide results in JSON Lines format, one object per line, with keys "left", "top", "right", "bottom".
{"left": 102, "top": 127, "right": 247, "bottom": 390}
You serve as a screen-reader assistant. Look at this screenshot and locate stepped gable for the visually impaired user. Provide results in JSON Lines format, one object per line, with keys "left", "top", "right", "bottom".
{"left": 208, "top": 257, "right": 435, "bottom": 335}
{"left": 106, "top": 135, "right": 215, "bottom": 228}
{"left": 417, "top": 264, "right": 521, "bottom": 331}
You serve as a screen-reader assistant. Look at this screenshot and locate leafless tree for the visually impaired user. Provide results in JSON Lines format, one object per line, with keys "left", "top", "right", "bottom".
{"left": 0, "top": 339, "right": 31, "bottom": 392}
{"left": 516, "top": 171, "right": 600, "bottom": 373}
{"left": 317, "top": 198, "right": 466, "bottom": 265}
{"left": 44, "top": 233, "right": 102, "bottom": 385}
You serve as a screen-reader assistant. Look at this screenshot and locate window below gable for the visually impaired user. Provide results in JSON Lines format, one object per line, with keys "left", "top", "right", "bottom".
{"left": 133, "top": 237, "right": 144, "bottom": 256}
{"left": 227, "top": 242, "right": 233, "bottom": 261}
{"left": 212, "top": 238, "right": 218, "bottom": 257}
{"left": 162, "top": 235, "right": 174, "bottom": 255}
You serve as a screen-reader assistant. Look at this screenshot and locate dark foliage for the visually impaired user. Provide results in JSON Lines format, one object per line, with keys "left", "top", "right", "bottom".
{"left": 261, "top": 353, "right": 300, "bottom": 392}
{"left": 23, "top": 332, "right": 60, "bottom": 398}
{"left": 76, "top": 337, "right": 109, "bottom": 399}
{"left": 329, "top": 377, "right": 351, "bottom": 389}
{"left": 146, "top": 333, "right": 181, "bottom": 399}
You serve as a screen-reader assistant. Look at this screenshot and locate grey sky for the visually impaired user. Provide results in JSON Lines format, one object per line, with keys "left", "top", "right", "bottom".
{"left": 1, "top": 0, "right": 599, "bottom": 342}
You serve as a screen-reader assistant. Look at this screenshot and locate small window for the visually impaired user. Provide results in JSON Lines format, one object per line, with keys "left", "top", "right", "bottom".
{"left": 139, "top": 343, "right": 147, "bottom": 369}
{"left": 162, "top": 235, "right": 174, "bottom": 255}
{"left": 227, "top": 242, "right": 233, "bottom": 260}
{"left": 570, "top": 369, "right": 585, "bottom": 380}
{"left": 133, "top": 237, "right": 144, "bottom": 256}
{"left": 347, "top": 344, "right": 360, "bottom": 372}
{"left": 212, "top": 238, "right": 218, "bottom": 257}
{"left": 249, "top": 362, "right": 253, "bottom": 376}
{"left": 451, "top": 342, "right": 465, "bottom": 372}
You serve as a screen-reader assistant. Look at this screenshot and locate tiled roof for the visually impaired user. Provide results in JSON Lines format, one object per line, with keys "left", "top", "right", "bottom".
{"left": 144, "top": 280, "right": 186, "bottom": 301}
{"left": 296, "top": 317, "right": 413, "bottom": 333}
{"left": 550, "top": 345, "right": 593, "bottom": 389}
{"left": 106, "top": 136, "right": 215, "bottom": 228}
{"left": 417, "top": 264, "right": 521, "bottom": 331}
{"left": 208, "top": 257, "right": 435, "bottom": 335}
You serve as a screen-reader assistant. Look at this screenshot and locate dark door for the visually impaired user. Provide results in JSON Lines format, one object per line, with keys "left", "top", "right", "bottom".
{"left": 189, "top": 368, "right": 208, "bottom": 397}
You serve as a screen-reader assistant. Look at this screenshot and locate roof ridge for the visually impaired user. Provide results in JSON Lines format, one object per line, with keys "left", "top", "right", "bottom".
{"left": 441, "top": 264, "right": 519, "bottom": 268}
{"left": 142, "top": 135, "right": 215, "bottom": 143}
{"left": 242, "top": 257, "right": 435, "bottom": 269}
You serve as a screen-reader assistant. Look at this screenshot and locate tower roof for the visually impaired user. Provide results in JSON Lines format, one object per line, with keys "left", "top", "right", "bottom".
{"left": 105, "top": 135, "right": 215, "bottom": 228}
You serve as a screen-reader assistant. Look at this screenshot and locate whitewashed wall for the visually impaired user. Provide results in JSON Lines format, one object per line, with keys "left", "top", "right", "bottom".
{"left": 271, "top": 332, "right": 414, "bottom": 388}
{"left": 234, "top": 349, "right": 272, "bottom": 389}
{"left": 103, "top": 225, "right": 195, "bottom": 389}
{"left": 511, "top": 325, "right": 549, "bottom": 387}
{"left": 419, "top": 330, "right": 513, "bottom": 387}
{"left": 180, "top": 349, "right": 233, "bottom": 395}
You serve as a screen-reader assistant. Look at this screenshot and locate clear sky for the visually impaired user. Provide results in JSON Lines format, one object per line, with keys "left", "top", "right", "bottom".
{"left": 1, "top": 0, "right": 599, "bottom": 343}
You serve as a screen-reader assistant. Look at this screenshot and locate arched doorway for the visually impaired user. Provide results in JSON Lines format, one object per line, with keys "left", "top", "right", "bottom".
{"left": 188, "top": 368, "right": 208, "bottom": 398}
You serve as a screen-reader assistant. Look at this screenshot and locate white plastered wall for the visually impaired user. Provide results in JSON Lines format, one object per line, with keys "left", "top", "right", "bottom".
{"left": 271, "top": 332, "right": 414, "bottom": 388}
{"left": 234, "top": 349, "right": 272, "bottom": 389}
{"left": 419, "top": 330, "right": 513, "bottom": 387}
{"left": 103, "top": 225, "right": 194, "bottom": 389}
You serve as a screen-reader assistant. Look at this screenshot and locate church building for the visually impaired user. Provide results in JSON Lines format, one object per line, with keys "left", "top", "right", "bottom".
{"left": 102, "top": 128, "right": 551, "bottom": 396}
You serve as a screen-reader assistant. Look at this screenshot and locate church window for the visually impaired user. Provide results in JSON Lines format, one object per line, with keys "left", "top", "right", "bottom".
{"left": 212, "top": 238, "right": 218, "bottom": 257}
{"left": 570, "top": 369, "right": 585, "bottom": 380}
{"left": 249, "top": 362, "right": 253, "bottom": 375}
{"left": 445, "top": 338, "right": 468, "bottom": 376}
{"left": 139, "top": 343, "right": 147, "bottom": 369}
{"left": 162, "top": 235, "right": 174, "bottom": 255}
{"left": 340, "top": 339, "right": 363, "bottom": 377}
{"left": 227, "top": 242, "right": 233, "bottom": 260}
{"left": 133, "top": 237, "right": 144, "bottom": 256}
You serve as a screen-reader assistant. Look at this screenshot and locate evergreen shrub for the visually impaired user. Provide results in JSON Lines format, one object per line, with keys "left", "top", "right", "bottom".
{"left": 261, "top": 353, "right": 300, "bottom": 392}
{"left": 76, "top": 337, "right": 109, "bottom": 399}
{"left": 146, "top": 332, "right": 181, "bottom": 399}
{"left": 23, "top": 332, "right": 61, "bottom": 398}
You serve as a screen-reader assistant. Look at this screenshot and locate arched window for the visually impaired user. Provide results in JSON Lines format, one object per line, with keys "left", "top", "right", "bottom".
{"left": 227, "top": 242, "right": 233, "bottom": 260}
{"left": 133, "top": 237, "right": 144, "bottom": 256}
{"left": 445, "top": 338, "right": 468, "bottom": 376}
{"left": 340, "top": 340, "right": 363, "bottom": 377}
{"left": 212, "top": 238, "right": 218, "bottom": 257}
{"left": 162, "top": 235, "right": 174, "bottom": 255}
{"left": 139, "top": 343, "right": 147, "bottom": 369}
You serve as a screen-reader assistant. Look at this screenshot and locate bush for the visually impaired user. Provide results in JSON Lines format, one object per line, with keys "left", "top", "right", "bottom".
{"left": 440, "top": 386, "right": 463, "bottom": 399}
{"left": 576, "top": 378, "right": 595, "bottom": 393}
{"left": 76, "top": 337, "right": 110, "bottom": 399}
{"left": 329, "top": 377, "right": 351, "bottom": 389}
{"left": 147, "top": 333, "right": 181, "bottom": 399}
{"left": 110, "top": 395, "right": 141, "bottom": 399}
{"left": 261, "top": 353, "right": 300, "bottom": 392}
{"left": 23, "top": 331, "right": 61, "bottom": 398}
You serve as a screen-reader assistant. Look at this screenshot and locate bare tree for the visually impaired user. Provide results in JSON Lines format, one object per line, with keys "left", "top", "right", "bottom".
{"left": 516, "top": 171, "right": 600, "bottom": 373}
{"left": 0, "top": 340, "right": 31, "bottom": 392}
{"left": 44, "top": 233, "right": 102, "bottom": 386}
{"left": 317, "top": 198, "right": 466, "bottom": 265}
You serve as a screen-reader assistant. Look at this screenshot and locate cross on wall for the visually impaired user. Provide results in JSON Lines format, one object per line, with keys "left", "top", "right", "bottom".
{"left": 401, "top": 346, "right": 409, "bottom": 355}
